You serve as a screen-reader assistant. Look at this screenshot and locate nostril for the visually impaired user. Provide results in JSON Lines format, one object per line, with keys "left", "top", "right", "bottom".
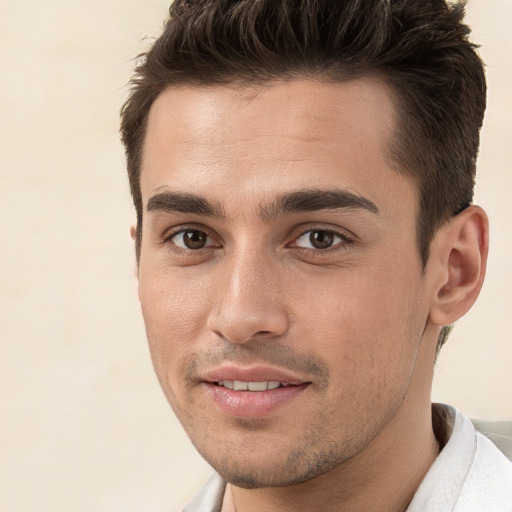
{"left": 206, "top": 301, "right": 290, "bottom": 345}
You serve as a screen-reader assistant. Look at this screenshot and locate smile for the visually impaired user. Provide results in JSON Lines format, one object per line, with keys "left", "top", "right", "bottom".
{"left": 206, "top": 380, "right": 308, "bottom": 417}
{"left": 217, "top": 380, "right": 292, "bottom": 391}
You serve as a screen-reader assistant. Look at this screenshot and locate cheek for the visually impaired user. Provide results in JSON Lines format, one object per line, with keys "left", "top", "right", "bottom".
{"left": 138, "top": 267, "right": 210, "bottom": 382}
{"left": 293, "top": 274, "right": 427, "bottom": 436}
{"left": 140, "top": 259, "right": 209, "bottom": 329}
{"left": 291, "top": 263, "right": 426, "bottom": 378}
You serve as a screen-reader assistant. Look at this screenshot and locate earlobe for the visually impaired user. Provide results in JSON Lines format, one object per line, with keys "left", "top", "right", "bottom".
{"left": 130, "top": 224, "right": 137, "bottom": 242}
{"left": 429, "top": 206, "right": 489, "bottom": 327}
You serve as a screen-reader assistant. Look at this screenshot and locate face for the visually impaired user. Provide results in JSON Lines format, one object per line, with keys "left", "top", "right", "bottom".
{"left": 137, "top": 79, "right": 436, "bottom": 488}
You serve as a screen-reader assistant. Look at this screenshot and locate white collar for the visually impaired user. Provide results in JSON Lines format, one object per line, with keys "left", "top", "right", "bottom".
{"left": 407, "top": 404, "right": 512, "bottom": 512}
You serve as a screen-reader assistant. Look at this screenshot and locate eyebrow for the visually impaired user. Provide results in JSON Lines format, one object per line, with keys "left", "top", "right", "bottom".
{"left": 146, "top": 188, "right": 379, "bottom": 220}
{"left": 147, "top": 191, "right": 225, "bottom": 218}
{"left": 259, "top": 189, "right": 379, "bottom": 221}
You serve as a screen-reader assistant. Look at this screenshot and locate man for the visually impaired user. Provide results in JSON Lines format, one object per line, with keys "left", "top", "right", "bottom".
{"left": 120, "top": 0, "right": 512, "bottom": 510}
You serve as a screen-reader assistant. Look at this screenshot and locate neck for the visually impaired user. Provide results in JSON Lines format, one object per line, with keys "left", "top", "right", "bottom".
{"left": 225, "top": 329, "right": 440, "bottom": 512}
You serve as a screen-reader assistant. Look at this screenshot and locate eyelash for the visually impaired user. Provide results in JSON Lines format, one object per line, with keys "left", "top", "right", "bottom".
{"left": 162, "top": 226, "right": 220, "bottom": 253}
{"left": 290, "top": 227, "right": 353, "bottom": 254}
{"left": 161, "top": 225, "right": 354, "bottom": 255}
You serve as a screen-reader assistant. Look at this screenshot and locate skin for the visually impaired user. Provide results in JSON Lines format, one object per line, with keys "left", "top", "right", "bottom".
{"left": 135, "top": 78, "right": 488, "bottom": 512}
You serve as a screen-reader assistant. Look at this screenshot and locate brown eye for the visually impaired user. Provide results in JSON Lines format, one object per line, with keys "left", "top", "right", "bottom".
{"left": 183, "top": 230, "right": 207, "bottom": 249}
{"left": 172, "top": 229, "right": 212, "bottom": 250}
{"left": 294, "top": 229, "right": 346, "bottom": 250}
{"left": 309, "top": 231, "right": 335, "bottom": 249}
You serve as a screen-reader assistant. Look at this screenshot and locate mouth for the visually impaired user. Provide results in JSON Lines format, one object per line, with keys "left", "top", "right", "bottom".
{"left": 215, "top": 380, "right": 294, "bottom": 391}
{"left": 201, "top": 368, "right": 310, "bottom": 417}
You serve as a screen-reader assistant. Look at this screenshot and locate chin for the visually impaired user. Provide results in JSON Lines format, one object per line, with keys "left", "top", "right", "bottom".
{"left": 204, "top": 444, "right": 347, "bottom": 489}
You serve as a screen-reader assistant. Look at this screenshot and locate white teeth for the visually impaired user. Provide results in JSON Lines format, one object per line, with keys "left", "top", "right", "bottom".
{"left": 233, "top": 380, "right": 248, "bottom": 391}
{"left": 218, "top": 381, "right": 283, "bottom": 391}
{"left": 248, "top": 381, "right": 267, "bottom": 391}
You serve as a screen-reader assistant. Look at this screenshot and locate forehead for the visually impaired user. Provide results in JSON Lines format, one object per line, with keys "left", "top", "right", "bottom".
{"left": 141, "top": 78, "right": 413, "bottom": 214}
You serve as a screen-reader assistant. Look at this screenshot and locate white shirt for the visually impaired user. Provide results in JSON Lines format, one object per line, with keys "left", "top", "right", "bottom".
{"left": 407, "top": 405, "right": 512, "bottom": 511}
{"left": 182, "top": 405, "right": 512, "bottom": 512}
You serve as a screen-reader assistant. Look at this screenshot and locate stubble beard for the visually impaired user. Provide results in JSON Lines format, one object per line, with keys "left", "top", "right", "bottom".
{"left": 175, "top": 386, "right": 401, "bottom": 490}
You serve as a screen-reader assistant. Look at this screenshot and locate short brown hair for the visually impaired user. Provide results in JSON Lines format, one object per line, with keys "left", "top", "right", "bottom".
{"left": 121, "top": 0, "right": 486, "bottom": 268}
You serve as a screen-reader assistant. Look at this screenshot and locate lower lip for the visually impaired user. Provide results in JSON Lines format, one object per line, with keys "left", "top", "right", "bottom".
{"left": 204, "top": 383, "right": 308, "bottom": 417}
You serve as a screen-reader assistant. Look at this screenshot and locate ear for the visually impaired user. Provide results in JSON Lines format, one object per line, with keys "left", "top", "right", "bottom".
{"left": 129, "top": 224, "right": 141, "bottom": 300}
{"left": 428, "top": 206, "right": 489, "bottom": 326}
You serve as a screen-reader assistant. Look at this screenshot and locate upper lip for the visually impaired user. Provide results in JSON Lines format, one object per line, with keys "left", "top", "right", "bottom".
{"left": 202, "top": 365, "right": 309, "bottom": 385}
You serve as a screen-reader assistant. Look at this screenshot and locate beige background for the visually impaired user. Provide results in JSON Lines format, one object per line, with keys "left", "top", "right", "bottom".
{"left": 0, "top": 1, "right": 510, "bottom": 510}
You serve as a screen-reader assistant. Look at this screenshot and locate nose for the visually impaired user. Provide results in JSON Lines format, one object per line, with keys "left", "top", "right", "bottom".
{"left": 206, "top": 248, "right": 290, "bottom": 345}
